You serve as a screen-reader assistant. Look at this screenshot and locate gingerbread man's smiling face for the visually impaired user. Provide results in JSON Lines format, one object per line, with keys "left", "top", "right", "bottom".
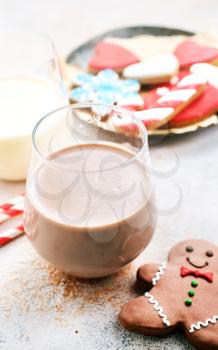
{"left": 168, "top": 239, "right": 218, "bottom": 273}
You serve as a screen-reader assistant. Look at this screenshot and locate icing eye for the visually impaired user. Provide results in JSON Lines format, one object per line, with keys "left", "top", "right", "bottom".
{"left": 206, "top": 250, "right": 214, "bottom": 257}
{"left": 186, "top": 246, "right": 194, "bottom": 253}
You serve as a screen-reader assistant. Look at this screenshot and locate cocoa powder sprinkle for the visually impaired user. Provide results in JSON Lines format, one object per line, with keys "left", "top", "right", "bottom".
{"left": 0, "top": 256, "right": 137, "bottom": 320}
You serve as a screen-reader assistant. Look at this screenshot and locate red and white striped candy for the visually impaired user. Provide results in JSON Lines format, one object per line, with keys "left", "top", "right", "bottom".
{"left": 0, "top": 223, "right": 24, "bottom": 247}
{"left": 0, "top": 194, "right": 24, "bottom": 211}
{"left": 0, "top": 194, "right": 24, "bottom": 224}
{"left": 0, "top": 200, "right": 24, "bottom": 224}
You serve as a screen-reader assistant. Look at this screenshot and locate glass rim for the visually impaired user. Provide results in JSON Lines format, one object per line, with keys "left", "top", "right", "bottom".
{"left": 0, "top": 27, "right": 56, "bottom": 51}
{"left": 0, "top": 28, "right": 57, "bottom": 74}
{"left": 32, "top": 103, "right": 149, "bottom": 173}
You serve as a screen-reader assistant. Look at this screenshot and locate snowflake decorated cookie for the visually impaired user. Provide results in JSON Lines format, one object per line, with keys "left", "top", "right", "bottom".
{"left": 119, "top": 239, "right": 218, "bottom": 350}
{"left": 69, "top": 69, "right": 144, "bottom": 107}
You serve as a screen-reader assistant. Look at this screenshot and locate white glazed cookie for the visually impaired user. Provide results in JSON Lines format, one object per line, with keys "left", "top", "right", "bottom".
{"left": 190, "top": 63, "right": 218, "bottom": 88}
{"left": 123, "top": 53, "right": 179, "bottom": 84}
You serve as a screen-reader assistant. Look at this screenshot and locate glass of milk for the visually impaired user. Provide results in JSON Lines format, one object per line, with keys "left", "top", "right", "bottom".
{"left": 0, "top": 29, "right": 68, "bottom": 181}
{"left": 24, "top": 103, "right": 156, "bottom": 278}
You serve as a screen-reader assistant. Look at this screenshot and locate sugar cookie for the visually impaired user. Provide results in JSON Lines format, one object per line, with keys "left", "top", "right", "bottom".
{"left": 169, "top": 84, "right": 218, "bottom": 128}
{"left": 175, "top": 41, "right": 218, "bottom": 69}
{"left": 88, "top": 42, "right": 140, "bottom": 73}
{"left": 112, "top": 80, "right": 205, "bottom": 133}
{"left": 123, "top": 54, "right": 179, "bottom": 84}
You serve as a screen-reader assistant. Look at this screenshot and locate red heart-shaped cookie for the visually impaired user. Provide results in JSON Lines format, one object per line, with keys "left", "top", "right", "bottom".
{"left": 175, "top": 41, "right": 218, "bottom": 69}
{"left": 88, "top": 42, "right": 140, "bottom": 72}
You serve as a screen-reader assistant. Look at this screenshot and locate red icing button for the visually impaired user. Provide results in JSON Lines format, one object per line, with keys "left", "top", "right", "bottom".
{"left": 175, "top": 41, "right": 218, "bottom": 69}
{"left": 88, "top": 42, "right": 140, "bottom": 72}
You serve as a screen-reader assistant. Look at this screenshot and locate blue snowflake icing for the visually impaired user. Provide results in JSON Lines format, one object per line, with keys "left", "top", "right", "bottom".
{"left": 70, "top": 69, "right": 142, "bottom": 106}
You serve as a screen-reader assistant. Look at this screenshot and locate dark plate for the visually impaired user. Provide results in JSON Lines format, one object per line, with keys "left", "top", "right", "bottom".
{"left": 67, "top": 25, "right": 193, "bottom": 69}
{"left": 66, "top": 26, "right": 218, "bottom": 137}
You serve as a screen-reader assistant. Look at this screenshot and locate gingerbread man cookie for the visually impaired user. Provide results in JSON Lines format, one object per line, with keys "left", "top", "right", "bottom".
{"left": 119, "top": 240, "right": 218, "bottom": 350}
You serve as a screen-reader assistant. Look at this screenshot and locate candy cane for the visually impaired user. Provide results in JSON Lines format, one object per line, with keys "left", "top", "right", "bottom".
{"left": 0, "top": 194, "right": 24, "bottom": 211}
{"left": 0, "top": 195, "right": 24, "bottom": 224}
{"left": 0, "top": 224, "right": 25, "bottom": 247}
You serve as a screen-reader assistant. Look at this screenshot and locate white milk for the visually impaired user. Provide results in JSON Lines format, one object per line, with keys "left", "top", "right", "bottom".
{"left": 0, "top": 75, "right": 68, "bottom": 180}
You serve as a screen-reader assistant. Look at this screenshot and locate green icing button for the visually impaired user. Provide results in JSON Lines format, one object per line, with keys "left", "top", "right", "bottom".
{"left": 185, "top": 298, "right": 192, "bottom": 306}
{"left": 188, "top": 290, "right": 195, "bottom": 297}
{"left": 191, "top": 280, "right": 198, "bottom": 288}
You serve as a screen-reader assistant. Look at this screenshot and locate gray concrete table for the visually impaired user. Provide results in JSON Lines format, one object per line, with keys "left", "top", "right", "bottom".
{"left": 0, "top": 1, "right": 218, "bottom": 349}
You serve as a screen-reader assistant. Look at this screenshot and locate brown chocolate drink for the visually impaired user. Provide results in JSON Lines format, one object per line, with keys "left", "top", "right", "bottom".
{"left": 24, "top": 143, "right": 156, "bottom": 278}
